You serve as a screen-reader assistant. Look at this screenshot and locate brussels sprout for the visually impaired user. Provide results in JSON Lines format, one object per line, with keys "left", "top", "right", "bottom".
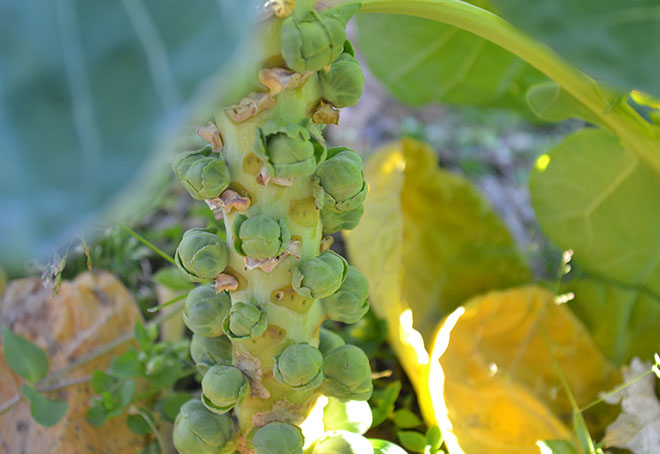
{"left": 273, "top": 343, "right": 324, "bottom": 390}
{"left": 306, "top": 430, "right": 374, "bottom": 454}
{"left": 322, "top": 345, "right": 373, "bottom": 401}
{"left": 291, "top": 250, "right": 348, "bottom": 299}
{"left": 173, "top": 399, "right": 234, "bottom": 454}
{"left": 281, "top": 7, "right": 346, "bottom": 73}
{"left": 201, "top": 365, "right": 249, "bottom": 414}
{"left": 254, "top": 120, "right": 325, "bottom": 178}
{"left": 223, "top": 302, "right": 268, "bottom": 340}
{"left": 320, "top": 204, "right": 364, "bottom": 234}
{"left": 323, "top": 399, "right": 372, "bottom": 435}
{"left": 318, "top": 328, "right": 346, "bottom": 356}
{"left": 175, "top": 229, "right": 228, "bottom": 282}
{"left": 172, "top": 147, "right": 230, "bottom": 200}
{"left": 319, "top": 50, "right": 365, "bottom": 108}
{"left": 183, "top": 285, "right": 231, "bottom": 337}
{"left": 253, "top": 422, "right": 304, "bottom": 454}
{"left": 233, "top": 215, "right": 291, "bottom": 259}
{"left": 313, "top": 148, "right": 367, "bottom": 212}
{"left": 190, "top": 334, "right": 233, "bottom": 374}
{"left": 321, "top": 266, "right": 369, "bottom": 324}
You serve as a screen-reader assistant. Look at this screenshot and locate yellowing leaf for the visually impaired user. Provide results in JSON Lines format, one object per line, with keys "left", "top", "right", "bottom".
{"left": 0, "top": 271, "right": 144, "bottom": 453}
{"left": 423, "top": 286, "right": 621, "bottom": 454}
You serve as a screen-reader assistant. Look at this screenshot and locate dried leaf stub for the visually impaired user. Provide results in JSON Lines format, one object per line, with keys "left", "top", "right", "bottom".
{"left": 425, "top": 286, "right": 621, "bottom": 454}
{"left": 312, "top": 101, "right": 340, "bottom": 125}
{"left": 244, "top": 240, "right": 301, "bottom": 272}
{"left": 264, "top": 0, "right": 295, "bottom": 18}
{"left": 0, "top": 272, "right": 143, "bottom": 454}
{"left": 196, "top": 121, "right": 223, "bottom": 152}
{"left": 602, "top": 358, "right": 660, "bottom": 453}
{"left": 259, "top": 68, "right": 311, "bottom": 96}
{"left": 206, "top": 189, "right": 251, "bottom": 219}
{"left": 256, "top": 166, "right": 294, "bottom": 187}
{"left": 226, "top": 92, "right": 275, "bottom": 123}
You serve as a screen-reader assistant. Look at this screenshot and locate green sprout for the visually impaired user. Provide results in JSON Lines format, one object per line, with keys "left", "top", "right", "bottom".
{"left": 273, "top": 343, "right": 324, "bottom": 390}
{"left": 320, "top": 204, "right": 364, "bottom": 234}
{"left": 190, "top": 334, "right": 233, "bottom": 375}
{"left": 183, "top": 285, "right": 231, "bottom": 337}
{"left": 253, "top": 422, "right": 304, "bottom": 454}
{"left": 322, "top": 345, "right": 373, "bottom": 402}
{"left": 175, "top": 228, "right": 228, "bottom": 282}
{"left": 318, "top": 328, "right": 346, "bottom": 355}
{"left": 322, "top": 266, "right": 369, "bottom": 324}
{"left": 223, "top": 301, "right": 268, "bottom": 340}
{"left": 201, "top": 365, "right": 249, "bottom": 414}
{"left": 233, "top": 214, "right": 291, "bottom": 259}
{"left": 172, "top": 399, "right": 235, "bottom": 454}
{"left": 292, "top": 250, "right": 348, "bottom": 299}
{"left": 172, "top": 146, "right": 230, "bottom": 200}
{"left": 313, "top": 147, "right": 367, "bottom": 212}
{"left": 254, "top": 120, "right": 326, "bottom": 178}
{"left": 319, "top": 42, "right": 365, "bottom": 108}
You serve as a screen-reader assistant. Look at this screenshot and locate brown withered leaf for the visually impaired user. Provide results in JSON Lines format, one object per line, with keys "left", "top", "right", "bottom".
{"left": 0, "top": 271, "right": 144, "bottom": 454}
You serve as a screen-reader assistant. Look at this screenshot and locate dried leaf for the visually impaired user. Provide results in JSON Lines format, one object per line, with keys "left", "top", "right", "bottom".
{"left": 602, "top": 358, "right": 660, "bottom": 453}
{"left": 0, "top": 271, "right": 143, "bottom": 453}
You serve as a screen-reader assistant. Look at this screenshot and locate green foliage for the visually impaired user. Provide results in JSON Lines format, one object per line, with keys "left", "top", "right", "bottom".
{"left": 370, "top": 439, "right": 408, "bottom": 454}
{"left": 0, "top": 1, "right": 255, "bottom": 267}
{"left": 392, "top": 408, "right": 422, "bottom": 429}
{"left": 369, "top": 380, "right": 401, "bottom": 427}
{"left": 1, "top": 326, "right": 49, "bottom": 385}
{"left": 397, "top": 430, "right": 428, "bottom": 453}
{"left": 492, "top": 0, "right": 660, "bottom": 96}
{"left": 537, "top": 440, "right": 577, "bottom": 454}
{"left": 21, "top": 385, "right": 68, "bottom": 428}
{"left": 563, "top": 278, "right": 660, "bottom": 366}
{"left": 530, "top": 129, "right": 660, "bottom": 297}
{"left": 357, "top": 7, "right": 546, "bottom": 112}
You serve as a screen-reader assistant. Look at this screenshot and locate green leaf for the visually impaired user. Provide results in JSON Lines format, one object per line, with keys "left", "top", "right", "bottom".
{"left": 127, "top": 412, "right": 154, "bottom": 435}
{"left": 426, "top": 426, "right": 443, "bottom": 451}
{"left": 563, "top": 278, "right": 660, "bottom": 366}
{"left": 154, "top": 267, "right": 196, "bottom": 292}
{"left": 397, "top": 430, "right": 428, "bottom": 453}
{"left": 370, "top": 439, "right": 408, "bottom": 454}
{"left": 357, "top": 9, "right": 546, "bottom": 113}
{"left": 492, "top": 0, "right": 660, "bottom": 97}
{"left": 148, "top": 360, "right": 183, "bottom": 388}
{"left": 392, "top": 408, "right": 422, "bottom": 429}
{"left": 156, "top": 393, "right": 192, "bottom": 422}
{"left": 21, "top": 385, "right": 68, "bottom": 428}
{"left": 0, "top": 1, "right": 256, "bottom": 268}
{"left": 530, "top": 128, "right": 660, "bottom": 297}
{"left": 134, "top": 321, "right": 153, "bottom": 353}
{"left": 116, "top": 379, "right": 137, "bottom": 407}
{"left": 526, "top": 82, "right": 602, "bottom": 125}
{"left": 370, "top": 380, "right": 402, "bottom": 427}
{"left": 91, "top": 370, "right": 118, "bottom": 394}
{"left": 2, "top": 326, "right": 49, "bottom": 385}
{"left": 87, "top": 402, "right": 110, "bottom": 427}
{"left": 109, "top": 348, "right": 143, "bottom": 378}
{"left": 537, "top": 440, "right": 577, "bottom": 454}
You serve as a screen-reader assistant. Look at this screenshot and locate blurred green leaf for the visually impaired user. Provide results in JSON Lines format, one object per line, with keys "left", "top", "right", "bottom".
{"left": 127, "top": 411, "right": 154, "bottom": 435}
{"left": 370, "top": 380, "right": 401, "bottom": 427}
{"left": 492, "top": 0, "right": 660, "bottom": 96}
{"left": 370, "top": 439, "right": 408, "bottom": 454}
{"left": 530, "top": 129, "right": 660, "bottom": 297}
{"left": 357, "top": 6, "right": 546, "bottom": 113}
{"left": 91, "top": 370, "right": 118, "bottom": 394}
{"left": 563, "top": 278, "right": 660, "bottom": 366}
{"left": 397, "top": 430, "right": 428, "bottom": 453}
{"left": 0, "top": 0, "right": 256, "bottom": 268}
{"left": 87, "top": 402, "right": 110, "bottom": 427}
{"left": 134, "top": 321, "right": 153, "bottom": 353}
{"left": 537, "top": 440, "right": 577, "bottom": 454}
{"left": 156, "top": 393, "right": 192, "bottom": 422}
{"left": 526, "top": 82, "right": 602, "bottom": 125}
{"left": 2, "top": 326, "right": 49, "bottom": 385}
{"left": 426, "top": 425, "right": 443, "bottom": 451}
{"left": 392, "top": 408, "right": 422, "bottom": 429}
{"left": 109, "top": 348, "right": 143, "bottom": 378}
{"left": 117, "top": 379, "right": 137, "bottom": 407}
{"left": 154, "top": 267, "right": 195, "bottom": 292}
{"left": 21, "top": 385, "right": 68, "bottom": 427}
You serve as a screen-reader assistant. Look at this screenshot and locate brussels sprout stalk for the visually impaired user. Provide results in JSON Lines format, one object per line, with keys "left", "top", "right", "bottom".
{"left": 171, "top": 1, "right": 373, "bottom": 452}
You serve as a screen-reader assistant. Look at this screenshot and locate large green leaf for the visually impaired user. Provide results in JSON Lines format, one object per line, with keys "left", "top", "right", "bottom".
{"left": 357, "top": 5, "right": 546, "bottom": 111}
{"left": 492, "top": 0, "right": 660, "bottom": 97}
{"left": 564, "top": 278, "right": 660, "bottom": 366}
{"left": 0, "top": 0, "right": 255, "bottom": 268}
{"left": 530, "top": 128, "right": 660, "bottom": 297}
{"left": 345, "top": 138, "right": 531, "bottom": 344}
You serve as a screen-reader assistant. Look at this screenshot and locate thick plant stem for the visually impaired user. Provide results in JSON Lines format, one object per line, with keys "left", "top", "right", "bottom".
{"left": 216, "top": 75, "right": 327, "bottom": 438}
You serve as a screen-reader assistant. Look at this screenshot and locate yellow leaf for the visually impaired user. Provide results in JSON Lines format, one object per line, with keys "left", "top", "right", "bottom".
{"left": 424, "top": 286, "right": 620, "bottom": 454}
